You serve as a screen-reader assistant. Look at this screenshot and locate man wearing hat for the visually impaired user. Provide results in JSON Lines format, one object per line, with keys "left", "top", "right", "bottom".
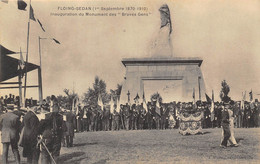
{"left": 220, "top": 98, "right": 231, "bottom": 148}
{"left": 0, "top": 110, "right": 22, "bottom": 164}
{"left": 20, "top": 107, "right": 40, "bottom": 164}
{"left": 38, "top": 95, "right": 66, "bottom": 163}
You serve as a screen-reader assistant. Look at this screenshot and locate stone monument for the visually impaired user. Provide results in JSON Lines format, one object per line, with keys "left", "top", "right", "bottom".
{"left": 120, "top": 4, "right": 206, "bottom": 103}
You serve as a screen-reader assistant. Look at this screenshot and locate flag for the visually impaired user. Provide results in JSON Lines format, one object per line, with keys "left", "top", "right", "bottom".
{"left": 109, "top": 96, "right": 114, "bottom": 113}
{"left": 127, "top": 90, "right": 131, "bottom": 105}
{"left": 97, "top": 94, "right": 103, "bottom": 110}
{"left": 249, "top": 90, "right": 253, "bottom": 102}
{"left": 155, "top": 98, "right": 161, "bottom": 116}
{"left": 210, "top": 90, "right": 215, "bottom": 122}
{"left": 74, "top": 97, "right": 79, "bottom": 115}
{"left": 192, "top": 88, "right": 196, "bottom": 109}
{"left": 116, "top": 97, "right": 120, "bottom": 112}
{"left": 1, "top": 0, "right": 8, "bottom": 4}
{"left": 17, "top": 0, "right": 27, "bottom": 10}
{"left": 142, "top": 91, "right": 148, "bottom": 112}
{"left": 18, "top": 48, "right": 25, "bottom": 77}
{"left": 37, "top": 19, "right": 45, "bottom": 32}
{"left": 205, "top": 93, "right": 211, "bottom": 103}
{"left": 134, "top": 93, "right": 140, "bottom": 105}
{"left": 241, "top": 92, "right": 246, "bottom": 111}
{"left": 53, "top": 38, "right": 60, "bottom": 44}
{"left": 30, "top": 5, "right": 36, "bottom": 21}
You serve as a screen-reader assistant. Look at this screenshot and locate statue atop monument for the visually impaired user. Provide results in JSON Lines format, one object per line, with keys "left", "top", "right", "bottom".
{"left": 159, "top": 4, "right": 172, "bottom": 34}
{"left": 149, "top": 4, "right": 173, "bottom": 58}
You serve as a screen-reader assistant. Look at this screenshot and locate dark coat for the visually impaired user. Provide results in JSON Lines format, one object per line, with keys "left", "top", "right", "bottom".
{"left": 65, "top": 112, "right": 76, "bottom": 137}
{"left": 38, "top": 112, "right": 66, "bottom": 141}
{"left": 0, "top": 112, "right": 21, "bottom": 143}
{"left": 21, "top": 110, "right": 40, "bottom": 157}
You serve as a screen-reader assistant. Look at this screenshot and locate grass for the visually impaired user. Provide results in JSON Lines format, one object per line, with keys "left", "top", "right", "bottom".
{"left": 2, "top": 128, "right": 260, "bottom": 164}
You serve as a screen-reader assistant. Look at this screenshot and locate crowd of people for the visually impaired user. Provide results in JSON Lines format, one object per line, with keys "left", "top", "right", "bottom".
{"left": 72, "top": 100, "right": 260, "bottom": 133}
{"left": 0, "top": 94, "right": 38, "bottom": 111}
{"left": 0, "top": 95, "right": 71, "bottom": 164}
{"left": 0, "top": 93, "right": 260, "bottom": 163}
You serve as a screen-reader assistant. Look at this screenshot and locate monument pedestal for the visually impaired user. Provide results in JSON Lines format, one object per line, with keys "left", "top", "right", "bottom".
{"left": 120, "top": 57, "right": 206, "bottom": 103}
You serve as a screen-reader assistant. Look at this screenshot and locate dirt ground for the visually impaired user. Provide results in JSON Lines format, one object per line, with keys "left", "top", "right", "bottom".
{"left": 1, "top": 128, "right": 260, "bottom": 164}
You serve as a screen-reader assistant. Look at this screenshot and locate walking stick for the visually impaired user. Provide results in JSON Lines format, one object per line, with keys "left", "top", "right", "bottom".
{"left": 41, "top": 141, "right": 57, "bottom": 164}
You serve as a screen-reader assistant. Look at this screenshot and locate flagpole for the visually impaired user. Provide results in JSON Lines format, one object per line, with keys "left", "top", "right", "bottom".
{"left": 198, "top": 76, "right": 201, "bottom": 101}
{"left": 24, "top": 0, "right": 32, "bottom": 106}
{"left": 38, "top": 37, "right": 43, "bottom": 105}
{"left": 19, "top": 47, "right": 23, "bottom": 109}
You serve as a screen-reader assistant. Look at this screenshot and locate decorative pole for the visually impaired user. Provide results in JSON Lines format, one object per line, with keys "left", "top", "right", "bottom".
{"left": 24, "top": 0, "right": 32, "bottom": 106}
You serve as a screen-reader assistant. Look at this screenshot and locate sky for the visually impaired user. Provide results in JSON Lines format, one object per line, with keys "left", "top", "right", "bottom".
{"left": 1, "top": 0, "right": 260, "bottom": 102}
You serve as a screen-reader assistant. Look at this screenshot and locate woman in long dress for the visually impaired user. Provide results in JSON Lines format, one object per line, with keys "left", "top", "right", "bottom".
{"left": 228, "top": 109, "right": 239, "bottom": 146}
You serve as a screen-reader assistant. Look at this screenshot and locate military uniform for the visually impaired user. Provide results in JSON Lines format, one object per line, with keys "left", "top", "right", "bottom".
{"left": 145, "top": 106, "right": 153, "bottom": 130}
{"left": 112, "top": 110, "right": 120, "bottom": 130}
{"left": 38, "top": 111, "right": 66, "bottom": 164}
{"left": 122, "top": 104, "right": 130, "bottom": 130}
{"left": 65, "top": 111, "right": 76, "bottom": 147}
{"left": 220, "top": 108, "right": 230, "bottom": 147}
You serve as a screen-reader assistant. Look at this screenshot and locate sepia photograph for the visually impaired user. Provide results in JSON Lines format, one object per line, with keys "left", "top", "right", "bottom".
{"left": 0, "top": 0, "right": 260, "bottom": 163}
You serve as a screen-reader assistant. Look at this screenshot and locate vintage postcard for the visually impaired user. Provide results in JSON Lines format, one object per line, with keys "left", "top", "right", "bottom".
{"left": 0, "top": 0, "right": 259, "bottom": 163}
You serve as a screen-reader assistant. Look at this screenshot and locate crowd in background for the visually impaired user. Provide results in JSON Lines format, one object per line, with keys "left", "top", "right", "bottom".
{"left": 73, "top": 100, "right": 260, "bottom": 132}
{"left": 0, "top": 94, "right": 38, "bottom": 112}
{"left": 1, "top": 94, "right": 260, "bottom": 132}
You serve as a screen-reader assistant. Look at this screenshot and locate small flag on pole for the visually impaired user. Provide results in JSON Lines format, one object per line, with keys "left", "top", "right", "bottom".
{"left": 37, "top": 19, "right": 45, "bottom": 32}
{"left": 30, "top": 5, "right": 36, "bottom": 21}
{"left": 127, "top": 90, "right": 131, "bottom": 105}
{"left": 18, "top": 47, "right": 25, "bottom": 77}
{"left": 53, "top": 38, "right": 60, "bottom": 44}
{"left": 17, "top": 0, "right": 27, "bottom": 10}
{"left": 109, "top": 96, "right": 114, "bottom": 113}
{"left": 155, "top": 98, "right": 161, "bottom": 116}
{"left": 210, "top": 90, "right": 215, "bottom": 122}
{"left": 142, "top": 91, "right": 148, "bottom": 112}
{"left": 98, "top": 94, "right": 103, "bottom": 110}
{"left": 205, "top": 93, "right": 211, "bottom": 103}
{"left": 249, "top": 89, "right": 253, "bottom": 102}
{"left": 192, "top": 88, "right": 196, "bottom": 109}
{"left": 116, "top": 97, "right": 120, "bottom": 112}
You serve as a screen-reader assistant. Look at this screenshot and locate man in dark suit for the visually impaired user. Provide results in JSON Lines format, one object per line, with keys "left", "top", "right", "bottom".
{"left": 0, "top": 110, "right": 22, "bottom": 164}
{"left": 65, "top": 110, "right": 76, "bottom": 147}
{"left": 20, "top": 107, "right": 40, "bottom": 164}
{"left": 38, "top": 96, "right": 66, "bottom": 164}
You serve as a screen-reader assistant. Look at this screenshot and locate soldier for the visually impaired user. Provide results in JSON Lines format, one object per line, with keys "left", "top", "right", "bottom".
{"left": 82, "top": 107, "right": 88, "bottom": 131}
{"left": 65, "top": 110, "right": 76, "bottom": 147}
{"left": 0, "top": 110, "right": 22, "bottom": 164}
{"left": 131, "top": 104, "right": 138, "bottom": 130}
{"left": 220, "top": 100, "right": 231, "bottom": 148}
{"left": 137, "top": 104, "right": 145, "bottom": 130}
{"left": 146, "top": 103, "right": 153, "bottom": 130}
{"left": 86, "top": 108, "right": 92, "bottom": 131}
{"left": 38, "top": 95, "right": 66, "bottom": 164}
{"left": 112, "top": 108, "right": 120, "bottom": 131}
{"left": 243, "top": 104, "right": 250, "bottom": 128}
{"left": 20, "top": 107, "right": 40, "bottom": 164}
{"left": 90, "top": 107, "right": 97, "bottom": 131}
{"left": 102, "top": 107, "right": 110, "bottom": 131}
{"left": 161, "top": 105, "right": 169, "bottom": 130}
{"left": 122, "top": 103, "right": 130, "bottom": 130}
